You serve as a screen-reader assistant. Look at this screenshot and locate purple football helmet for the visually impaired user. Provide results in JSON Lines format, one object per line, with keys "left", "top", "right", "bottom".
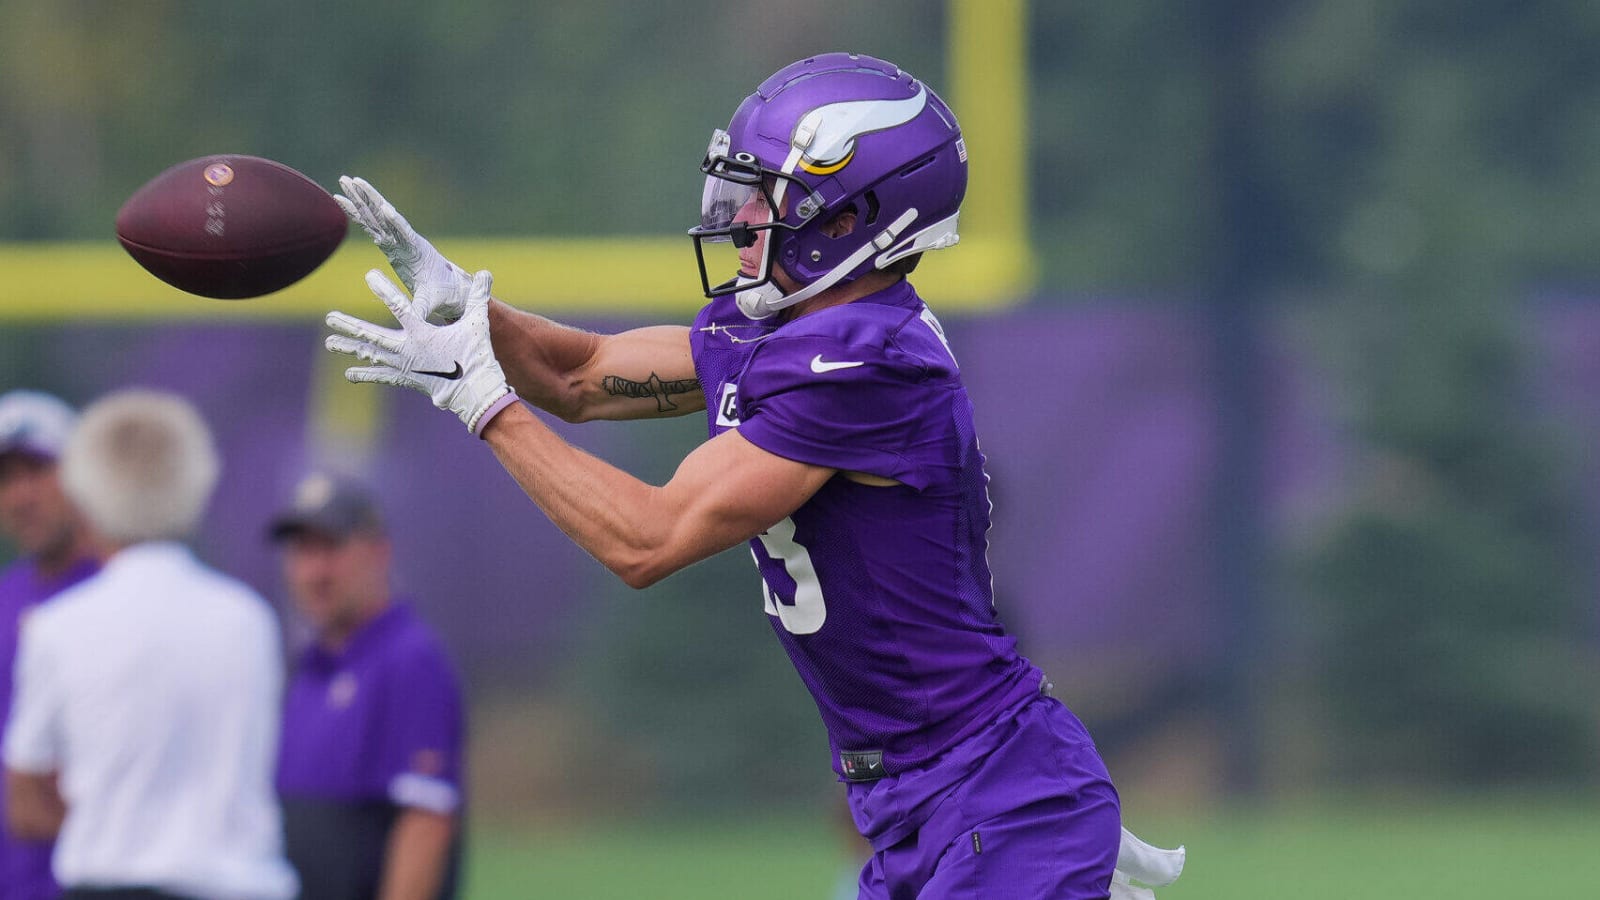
{"left": 689, "top": 53, "right": 968, "bottom": 320}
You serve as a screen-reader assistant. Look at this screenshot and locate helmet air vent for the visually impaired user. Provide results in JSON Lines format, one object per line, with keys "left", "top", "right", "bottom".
{"left": 899, "top": 153, "right": 938, "bottom": 178}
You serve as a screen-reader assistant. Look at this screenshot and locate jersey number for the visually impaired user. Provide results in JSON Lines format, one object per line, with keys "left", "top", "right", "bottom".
{"left": 753, "top": 517, "right": 826, "bottom": 635}
{"left": 920, "top": 307, "right": 958, "bottom": 364}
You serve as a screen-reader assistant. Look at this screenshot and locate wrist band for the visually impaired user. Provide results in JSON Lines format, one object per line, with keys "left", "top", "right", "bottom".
{"left": 472, "top": 390, "right": 520, "bottom": 437}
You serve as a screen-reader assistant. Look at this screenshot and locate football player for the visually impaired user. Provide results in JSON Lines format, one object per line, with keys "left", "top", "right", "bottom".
{"left": 327, "top": 53, "right": 1182, "bottom": 899}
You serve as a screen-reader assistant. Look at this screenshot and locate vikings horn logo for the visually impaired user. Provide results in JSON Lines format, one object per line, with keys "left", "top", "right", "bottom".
{"left": 791, "top": 87, "right": 929, "bottom": 176}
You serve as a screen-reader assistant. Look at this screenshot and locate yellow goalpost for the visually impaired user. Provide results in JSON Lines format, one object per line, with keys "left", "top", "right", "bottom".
{"left": 0, "top": 1, "right": 1032, "bottom": 322}
{"left": 0, "top": 1, "right": 1033, "bottom": 463}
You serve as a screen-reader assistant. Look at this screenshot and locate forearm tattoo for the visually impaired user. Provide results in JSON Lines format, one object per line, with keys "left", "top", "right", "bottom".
{"left": 601, "top": 372, "right": 701, "bottom": 412}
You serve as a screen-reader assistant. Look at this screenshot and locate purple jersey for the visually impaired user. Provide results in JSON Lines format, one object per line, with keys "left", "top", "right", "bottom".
{"left": 691, "top": 281, "right": 1042, "bottom": 778}
{"left": 277, "top": 601, "right": 465, "bottom": 900}
{"left": 0, "top": 556, "right": 97, "bottom": 900}
{"left": 277, "top": 602, "right": 465, "bottom": 804}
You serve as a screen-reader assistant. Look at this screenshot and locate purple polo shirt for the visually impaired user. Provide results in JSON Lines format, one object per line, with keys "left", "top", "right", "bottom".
{"left": 276, "top": 601, "right": 464, "bottom": 808}
{"left": 0, "top": 556, "right": 97, "bottom": 900}
{"left": 276, "top": 602, "right": 464, "bottom": 900}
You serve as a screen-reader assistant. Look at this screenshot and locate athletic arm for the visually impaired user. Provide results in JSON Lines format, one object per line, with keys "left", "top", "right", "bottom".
{"left": 377, "top": 807, "right": 456, "bottom": 900}
{"left": 488, "top": 301, "right": 704, "bottom": 422}
{"left": 481, "top": 404, "right": 834, "bottom": 588}
{"left": 334, "top": 178, "right": 704, "bottom": 424}
{"left": 4, "top": 769, "right": 64, "bottom": 840}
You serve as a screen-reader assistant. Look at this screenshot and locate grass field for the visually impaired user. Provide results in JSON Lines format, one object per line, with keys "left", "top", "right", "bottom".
{"left": 462, "top": 798, "right": 1598, "bottom": 898}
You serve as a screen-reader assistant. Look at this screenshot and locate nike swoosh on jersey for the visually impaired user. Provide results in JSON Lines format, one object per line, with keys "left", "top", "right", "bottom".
{"left": 810, "top": 355, "right": 865, "bottom": 373}
{"left": 414, "top": 362, "right": 465, "bottom": 380}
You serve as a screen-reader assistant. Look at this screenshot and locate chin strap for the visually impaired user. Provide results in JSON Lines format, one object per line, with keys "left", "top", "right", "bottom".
{"left": 736, "top": 207, "right": 923, "bottom": 320}
{"left": 876, "top": 211, "right": 960, "bottom": 266}
{"left": 732, "top": 278, "right": 785, "bottom": 321}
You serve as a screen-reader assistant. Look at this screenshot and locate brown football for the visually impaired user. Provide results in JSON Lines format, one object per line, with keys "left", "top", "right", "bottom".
{"left": 115, "top": 155, "right": 347, "bottom": 299}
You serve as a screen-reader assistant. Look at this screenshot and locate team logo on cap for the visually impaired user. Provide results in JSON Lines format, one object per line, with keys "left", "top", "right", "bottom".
{"left": 294, "top": 473, "right": 335, "bottom": 513}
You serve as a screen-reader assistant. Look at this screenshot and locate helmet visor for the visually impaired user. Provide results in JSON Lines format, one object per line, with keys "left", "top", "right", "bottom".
{"left": 696, "top": 129, "right": 771, "bottom": 232}
{"left": 690, "top": 180, "right": 773, "bottom": 295}
{"left": 698, "top": 173, "right": 760, "bottom": 235}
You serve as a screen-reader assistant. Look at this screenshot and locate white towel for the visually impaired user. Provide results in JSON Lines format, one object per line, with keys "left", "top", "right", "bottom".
{"left": 1113, "top": 825, "right": 1187, "bottom": 895}
{"left": 1110, "top": 868, "right": 1159, "bottom": 900}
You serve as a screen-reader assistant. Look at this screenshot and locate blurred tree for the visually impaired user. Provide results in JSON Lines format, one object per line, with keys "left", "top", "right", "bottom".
{"left": 0, "top": 0, "right": 942, "bottom": 241}
{"left": 560, "top": 418, "right": 828, "bottom": 814}
{"left": 1030, "top": 0, "right": 1600, "bottom": 788}
{"left": 1282, "top": 1, "right": 1600, "bottom": 783}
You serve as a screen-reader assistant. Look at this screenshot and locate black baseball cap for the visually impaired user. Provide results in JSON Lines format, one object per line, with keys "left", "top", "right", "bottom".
{"left": 267, "top": 472, "right": 385, "bottom": 542}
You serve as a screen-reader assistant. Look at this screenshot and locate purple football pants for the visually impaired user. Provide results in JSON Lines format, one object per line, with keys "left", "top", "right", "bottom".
{"left": 850, "top": 695, "right": 1120, "bottom": 899}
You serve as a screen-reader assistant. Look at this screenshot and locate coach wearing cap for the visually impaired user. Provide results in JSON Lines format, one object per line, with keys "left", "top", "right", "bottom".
{"left": 0, "top": 390, "right": 98, "bottom": 900}
{"left": 269, "top": 473, "right": 466, "bottom": 900}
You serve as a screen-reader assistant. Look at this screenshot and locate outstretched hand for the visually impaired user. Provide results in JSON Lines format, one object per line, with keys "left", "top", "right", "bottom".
{"left": 325, "top": 268, "right": 518, "bottom": 435}
{"left": 335, "top": 175, "right": 473, "bottom": 323}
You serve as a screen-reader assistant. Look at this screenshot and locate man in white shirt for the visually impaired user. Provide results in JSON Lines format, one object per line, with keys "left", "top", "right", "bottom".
{"left": 2, "top": 389, "right": 297, "bottom": 900}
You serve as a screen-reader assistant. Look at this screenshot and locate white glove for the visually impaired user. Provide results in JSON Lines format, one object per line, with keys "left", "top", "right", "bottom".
{"left": 335, "top": 176, "right": 473, "bottom": 323}
{"left": 325, "top": 269, "right": 518, "bottom": 435}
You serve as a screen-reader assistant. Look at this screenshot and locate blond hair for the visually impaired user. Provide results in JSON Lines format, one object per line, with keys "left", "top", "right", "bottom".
{"left": 61, "top": 389, "right": 219, "bottom": 544}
